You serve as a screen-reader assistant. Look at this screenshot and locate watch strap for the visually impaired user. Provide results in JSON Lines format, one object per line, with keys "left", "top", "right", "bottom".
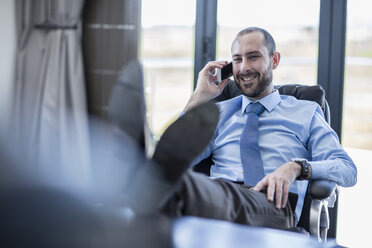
{"left": 292, "top": 159, "right": 311, "bottom": 180}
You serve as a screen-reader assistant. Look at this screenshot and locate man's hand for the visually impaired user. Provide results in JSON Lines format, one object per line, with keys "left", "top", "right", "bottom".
{"left": 251, "top": 161, "right": 302, "bottom": 209}
{"left": 184, "top": 61, "right": 231, "bottom": 111}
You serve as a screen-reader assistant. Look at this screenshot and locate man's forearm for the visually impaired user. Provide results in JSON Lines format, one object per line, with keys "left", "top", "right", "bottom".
{"left": 309, "top": 159, "right": 357, "bottom": 187}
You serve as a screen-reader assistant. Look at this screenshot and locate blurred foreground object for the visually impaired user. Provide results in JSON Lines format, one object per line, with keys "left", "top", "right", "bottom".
{"left": 0, "top": 116, "right": 170, "bottom": 247}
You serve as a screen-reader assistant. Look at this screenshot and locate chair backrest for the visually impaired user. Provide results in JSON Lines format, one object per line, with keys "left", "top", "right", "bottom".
{"left": 193, "top": 81, "right": 332, "bottom": 231}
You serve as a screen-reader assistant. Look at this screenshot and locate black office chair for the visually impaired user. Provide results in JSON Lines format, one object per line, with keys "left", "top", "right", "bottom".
{"left": 193, "top": 81, "right": 338, "bottom": 243}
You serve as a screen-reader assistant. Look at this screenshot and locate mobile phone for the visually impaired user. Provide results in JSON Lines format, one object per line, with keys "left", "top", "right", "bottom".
{"left": 217, "top": 62, "right": 233, "bottom": 82}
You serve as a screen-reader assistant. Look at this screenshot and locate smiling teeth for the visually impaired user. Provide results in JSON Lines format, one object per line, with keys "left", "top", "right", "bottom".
{"left": 242, "top": 75, "right": 256, "bottom": 81}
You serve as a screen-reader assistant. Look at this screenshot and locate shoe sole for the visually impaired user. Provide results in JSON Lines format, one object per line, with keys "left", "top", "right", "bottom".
{"left": 152, "top": 102, "right": 220, "bottom": 182}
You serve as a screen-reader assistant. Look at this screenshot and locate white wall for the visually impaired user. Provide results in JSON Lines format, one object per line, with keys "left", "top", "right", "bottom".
{"left": 0, "top": 0, "right": 16, "bottom": 133}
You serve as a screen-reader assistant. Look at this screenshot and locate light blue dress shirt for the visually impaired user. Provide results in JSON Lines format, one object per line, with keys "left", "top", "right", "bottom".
{"left": 192, "top": 90, "right": 357, "bottom": 220}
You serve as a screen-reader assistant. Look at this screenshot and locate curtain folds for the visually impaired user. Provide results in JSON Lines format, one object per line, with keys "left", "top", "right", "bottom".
{"left": 12, "top": 0, "right": 90, "bottom": 186}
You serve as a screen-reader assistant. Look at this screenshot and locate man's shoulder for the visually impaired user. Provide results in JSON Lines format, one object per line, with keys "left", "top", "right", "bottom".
{"left": 216, "top": 95, "right": 242, "bottom": 113}
{"left": 280, "top": 94, "right": 318, "bottom": 109}
{"left": 278, "top": 94, "right": 322, "bottom": 120}
{"left": 216, "top": 95, "right": 242, "bottom": 105}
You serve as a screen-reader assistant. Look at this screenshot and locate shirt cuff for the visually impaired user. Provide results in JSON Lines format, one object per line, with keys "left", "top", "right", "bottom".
{"left": 309, "top": 160, "right": 330, "bottom": 180}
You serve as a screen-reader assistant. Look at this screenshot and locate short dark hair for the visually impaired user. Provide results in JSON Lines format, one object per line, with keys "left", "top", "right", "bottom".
{"left": 232, "top": 27, "right": 276, "bottom": 56}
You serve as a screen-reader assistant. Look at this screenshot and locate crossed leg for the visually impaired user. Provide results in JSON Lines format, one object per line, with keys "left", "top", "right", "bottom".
{"left": 160, "top": 171, "right": 296, "bottom": 230}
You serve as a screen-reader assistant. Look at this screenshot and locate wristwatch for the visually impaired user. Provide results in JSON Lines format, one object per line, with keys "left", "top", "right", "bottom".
{"left": 291, "top": 158, "right": 311, "bottom": 180}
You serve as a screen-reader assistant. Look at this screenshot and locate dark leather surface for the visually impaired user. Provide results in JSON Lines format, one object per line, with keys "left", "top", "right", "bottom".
{"left": 308, "top": 180, "right": 337, "bottom": 200}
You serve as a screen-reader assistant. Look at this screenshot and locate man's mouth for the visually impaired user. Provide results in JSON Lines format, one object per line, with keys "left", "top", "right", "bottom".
{"left": 239, "top": 73, "right": 258, "bottom": 83}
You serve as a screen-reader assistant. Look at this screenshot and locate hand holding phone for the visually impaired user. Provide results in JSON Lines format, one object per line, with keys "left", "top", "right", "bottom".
{"left": 217, "top": 62, "right": 233, "bottom": 82}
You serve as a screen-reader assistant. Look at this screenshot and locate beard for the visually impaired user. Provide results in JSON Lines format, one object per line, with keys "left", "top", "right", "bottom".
{"left": 234, "top": 65, "right": 273, "bottom": 99}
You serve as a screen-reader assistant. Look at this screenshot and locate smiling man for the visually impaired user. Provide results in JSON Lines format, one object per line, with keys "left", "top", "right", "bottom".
{"left": 173, "top": 27, "right": 357, "bottom": 227}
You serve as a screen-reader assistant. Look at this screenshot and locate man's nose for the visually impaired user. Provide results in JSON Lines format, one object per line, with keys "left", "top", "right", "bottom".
{"left": 240, "top": 59, "right": 251, "bottom": 73}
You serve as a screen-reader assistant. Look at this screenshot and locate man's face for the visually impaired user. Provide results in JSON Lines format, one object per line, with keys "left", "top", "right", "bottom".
{"left": 231, "top": 32, "right": 277, "bottom": 100}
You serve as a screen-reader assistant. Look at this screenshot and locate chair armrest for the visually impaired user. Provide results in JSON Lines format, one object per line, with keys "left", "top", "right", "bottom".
{"left": 308, "top": 180, "right": 337, "bottom": 200}
{"left": 308, "top": 180, "right": 339, "bottom": 242}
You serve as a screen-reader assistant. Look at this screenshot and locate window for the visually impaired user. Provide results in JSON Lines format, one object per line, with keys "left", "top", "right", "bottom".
{"left": 141, "top": 0, "right": 196, "bottom": 136}
{"left": 337, "top": 1, "right": 372, "bottom": 247}
{"left": 216, "top": 0, "right": 320, "bottom": 85}
{"left": 342, "top": 2, "right": 372, "bottom": 151}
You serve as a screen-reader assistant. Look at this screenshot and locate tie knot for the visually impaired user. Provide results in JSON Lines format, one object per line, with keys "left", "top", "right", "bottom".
{"left": 245, "top": 102, "right": 265, "bottom": 116}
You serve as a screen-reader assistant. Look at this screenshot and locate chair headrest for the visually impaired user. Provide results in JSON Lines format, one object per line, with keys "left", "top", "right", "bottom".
{"left": 275, "top": 84, "right": 326, "bottom": 113}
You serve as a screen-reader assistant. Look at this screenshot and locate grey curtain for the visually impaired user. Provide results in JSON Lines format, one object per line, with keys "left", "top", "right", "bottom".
{"left": 12, "top": 0, "right": 91, "bottom": 185}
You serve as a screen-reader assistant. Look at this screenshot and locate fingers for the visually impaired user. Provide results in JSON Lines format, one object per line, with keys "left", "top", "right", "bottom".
{"left": 274, "top": 181, "right": 283, "bottom": 209}
{"left": 253, "top": 176, "right": 290, "bottom": 209}
{"left": 273, "top": 180, "right": 290, "bottom": 209}
{"left": 217, "top": 78, "right": 230, "bottom": 90}
{"left": 206, "top": 60, "right": 229, "bottom": 71}
{"left": 251, "top": 179, "right": 266, "bottom": 192}
{"left": 281, "top": 182, "right": 289, "bottom": 208}
{"left": 196, "top": 61, "right": 228, "bottom": 88}
{"left": 203, "top": 61, "right": 229, "bottom": 76}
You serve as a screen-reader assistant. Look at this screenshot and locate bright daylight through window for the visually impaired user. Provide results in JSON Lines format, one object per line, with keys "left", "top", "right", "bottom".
{"left": 141, "top": 0, "right": 196, "bottom": 137}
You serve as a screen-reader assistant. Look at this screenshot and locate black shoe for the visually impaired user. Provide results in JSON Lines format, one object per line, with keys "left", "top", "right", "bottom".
{"left": 152, "top": 102, "right": 220, "bottom": 183}
{"left": 109, "top": 59, "right": 147, "bottom": 149}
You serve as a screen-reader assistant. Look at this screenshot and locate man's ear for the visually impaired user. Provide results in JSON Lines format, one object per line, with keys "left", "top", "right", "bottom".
{"left": 272, "top": 52, "right": 281, "bottom": 70}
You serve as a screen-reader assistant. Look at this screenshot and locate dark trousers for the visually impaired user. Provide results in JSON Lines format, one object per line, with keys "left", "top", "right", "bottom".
{"left": 161, "top": 170, "right": 296, "bottom": 230}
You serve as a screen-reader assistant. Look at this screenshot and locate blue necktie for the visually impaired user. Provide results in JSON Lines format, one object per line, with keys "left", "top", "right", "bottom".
{"left": 240, "top": 102, "right": 266, "bottom": 186}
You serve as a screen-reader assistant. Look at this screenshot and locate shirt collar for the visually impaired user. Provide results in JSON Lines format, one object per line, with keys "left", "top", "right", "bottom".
{"left": 241, "top": 89, "right": 281, "bottom": 114}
